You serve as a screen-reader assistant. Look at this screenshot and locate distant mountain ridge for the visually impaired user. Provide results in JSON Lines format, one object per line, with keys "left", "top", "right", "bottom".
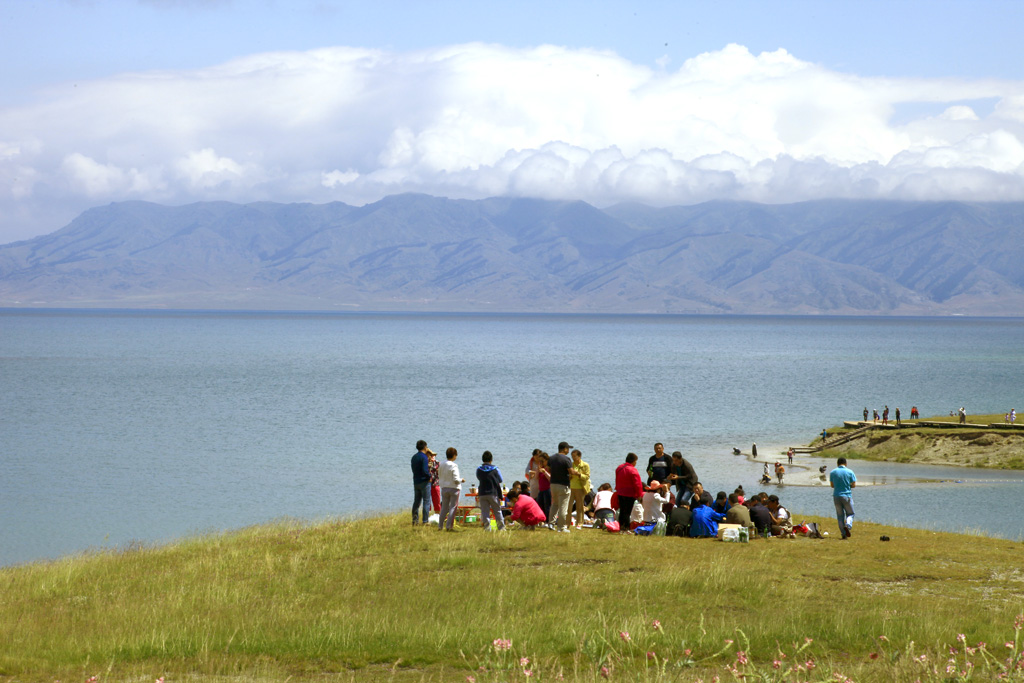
{"left": 2, "top": 194, "right": 1024, "bottom": 315}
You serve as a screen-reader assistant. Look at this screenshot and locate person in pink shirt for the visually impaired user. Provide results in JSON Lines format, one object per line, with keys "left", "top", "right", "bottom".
{"left": 506, "top": 490, "right": 546, "bottom": 528}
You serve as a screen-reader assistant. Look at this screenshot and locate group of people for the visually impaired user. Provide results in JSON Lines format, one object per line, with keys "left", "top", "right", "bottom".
{"left": 411, "top": 440, "right": 860, "bottom": 541}
{"left": 864, "top": 405, "right": 917, "bottom": 426}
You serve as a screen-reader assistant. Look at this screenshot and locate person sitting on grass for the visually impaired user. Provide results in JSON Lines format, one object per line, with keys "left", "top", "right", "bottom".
{"left": 712, "top": 490, "right": 730, "bottom": 515}
{"left": 725, "top": 492, "right": 752, "bottom": 529}
{"left": 641, "top": 480, "right": 670, "bottom": 524}
{"left": 688, "top": 482, "right": 712, "bottom": 509}
{"left": 767, "top": 494, "right": 794, "bottom": 537}
{"left": 747, "top": 496, "right": 772, "bottom": 536}
{"left": 689, "top": 498, "right": 726, "bottom": 538}
{"left": 592, "top": 483, "right": 615, "bottom": 528}
{"left": 667, "top": 502, "right": 691, "bottom": 537}
{"left": 506, "top": 490, "right": 546, "bottom": 529}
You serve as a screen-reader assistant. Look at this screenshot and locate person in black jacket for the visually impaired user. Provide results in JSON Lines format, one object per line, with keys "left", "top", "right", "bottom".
{"left": 667, "top": 451, "right": 698, "bottom": 506}
{"left": 476, "top": 450, "right": 505, "bottom": 530}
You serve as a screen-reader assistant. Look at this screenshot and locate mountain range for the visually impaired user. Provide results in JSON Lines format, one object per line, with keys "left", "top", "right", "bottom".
{"left": 2, "top": 194, "right": 1023, "bottom": 315}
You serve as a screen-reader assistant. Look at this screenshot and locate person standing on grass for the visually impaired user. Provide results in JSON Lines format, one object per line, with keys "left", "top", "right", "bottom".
{"left": 427, "top": 448, "right": 441, "bottom": 514}
{"left": 476, "top": 450, "right": 505, "bottom": 531}
{"left": 438, "top": 447, "right": 464, "bottom": 531}
{"left": 615, "top": 453, "right": 644, "bottom": 532}
{"left": 525, "top": 448, "right": 541, "bottom": 499}
{"left": 569, "top": 449, "right": 592, "bottom": 528}
{"left": 411, "top": 439, "right": 432, "bottom": 526}
{"left": 829, "top": 456, "right": 857, "bottom": 539}
{"left": 548, "top": 441, "right": 573, "bottom": 532}
{"left": 667, "top": 451, "right": 698, "bottom": 509}
{"left": 647, "top": 442, "right": 672, "bottom": 486}
{"left": 533, "top": 452, "right": 551, "bottom": 522}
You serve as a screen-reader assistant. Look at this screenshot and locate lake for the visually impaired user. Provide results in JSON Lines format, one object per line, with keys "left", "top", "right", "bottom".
{"left": 2, "top": 309, "right": 1023, "bottom": 566}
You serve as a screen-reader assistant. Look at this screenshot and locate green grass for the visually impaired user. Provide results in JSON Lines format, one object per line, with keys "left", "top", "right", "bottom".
{"left": 2, "top": 515, "right": 1024, "bottom": 682}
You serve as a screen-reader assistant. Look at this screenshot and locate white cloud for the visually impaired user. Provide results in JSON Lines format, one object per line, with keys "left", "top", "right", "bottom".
{"left": 1, "top": 42, "right": 1024, "bottom": 242}
{"left": 321, "top": 169, "right": 360, "bottom": 187}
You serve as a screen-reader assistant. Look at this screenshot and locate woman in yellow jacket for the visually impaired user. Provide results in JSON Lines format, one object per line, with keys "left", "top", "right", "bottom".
{"left": 569, "top": 449, "right": 592, "bottom": 528}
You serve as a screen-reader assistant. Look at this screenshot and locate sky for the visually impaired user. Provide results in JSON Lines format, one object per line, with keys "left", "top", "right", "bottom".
{"left": 1, "top": 0, "right": 1024, "bottom": 244}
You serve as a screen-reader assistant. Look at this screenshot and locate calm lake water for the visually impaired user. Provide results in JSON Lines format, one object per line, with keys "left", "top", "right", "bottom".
{"left": 2, "top": 309, "right": 1023, "bottom": 566}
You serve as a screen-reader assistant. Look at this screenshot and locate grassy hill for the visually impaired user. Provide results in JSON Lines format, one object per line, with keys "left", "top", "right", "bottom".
{"left": 2, "top": 514, "right": 1023, "bottom": 682}
{"left": 815, "top": 413, "right": 1024, "bottom": 469}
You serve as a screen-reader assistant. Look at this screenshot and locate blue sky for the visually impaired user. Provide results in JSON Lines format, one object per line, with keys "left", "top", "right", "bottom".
{"left": 1, "top": 0, "right": 1023, "bottom": 242}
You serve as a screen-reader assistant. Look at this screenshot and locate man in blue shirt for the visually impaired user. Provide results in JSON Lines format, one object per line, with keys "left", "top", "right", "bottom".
{"left": 689, "top": 499, "right": 726, "bottom": 538}
{"left": 411, "top": 439, "right": 431, "bottom": 526}
{"left": 829, "top": 457, "right": 857, "bottom": 539}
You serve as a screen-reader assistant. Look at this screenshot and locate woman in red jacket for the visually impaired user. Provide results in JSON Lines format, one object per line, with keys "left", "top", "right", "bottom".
{"left": 614, "top": 453, "right": 644, "bottom": 532}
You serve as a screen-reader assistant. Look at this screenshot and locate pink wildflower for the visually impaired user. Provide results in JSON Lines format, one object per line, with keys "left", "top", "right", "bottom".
{"left": 1008, "top": 642, "right": 1016, "bottom": 649}
{"left": 917, "top": 654, "right": 928, "bottom": 663}
{"left": 805, "top": 637, "right": 813, "bottom": 644}
{"left": 651, "top": 619, "right": 661, "bottom": 631}
{"left": 805, "top": 659, "right": 816, "bottom": 670}
{"left": 619, "top": 631, "right": 631, "bottom": 642}
{"left": 466, "top": 677, "right": 476, "bottom": 683}
{"left": 736, "top": 651, "right": 748, "bottom": 665}
{"left": 724, "top": 639, "right": 734, "bottom": 645}
{"left": 957, "top": 633, "right": 967, "bottom": 643}
{"left": 978, "top": 641, "right": 987, "bottom": 649}
{"left": 684, "top": 648, "right": 692, "bottom": 656}
{"left": 870, "top": 652, "right": 880, "bottom": 660}
{"left": 600, "top": 665, "right": 610, "bottom": 678}
{"left": 772, "top": 659, "right": 781, "bottom": 669}
{"left": 878, "top": 635, "right": 889, "bottom": 642}
{"left": 646, "top": 651, "right": 655, "bottom": 660}
{"left": 524, "top": 670, "right": 533, "bottom": 678}
{"left": 1015, "top": 614, "right": 1024, "bottom": 630}
{"left": 520, "top": 657, "right": 530, "bottom": 667}
{"left": 492, "top": 637, "right": 512, "bottom": 651}
{"left": 946, "top": 665, "right": 956, "bottom": 674}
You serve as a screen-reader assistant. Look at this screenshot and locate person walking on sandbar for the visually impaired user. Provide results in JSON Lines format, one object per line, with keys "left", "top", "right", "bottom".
{"left": 829, "top": 457, "right": 857, "bottom": 539}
